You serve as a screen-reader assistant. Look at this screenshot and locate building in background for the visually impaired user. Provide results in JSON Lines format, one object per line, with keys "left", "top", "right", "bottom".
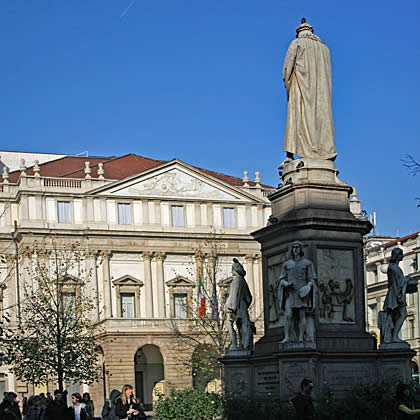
{"left": 0, "top": 152, "right": 274, "bottom": 412}
{"left": 366, "top": 232, "right": 420, "bottom": 380}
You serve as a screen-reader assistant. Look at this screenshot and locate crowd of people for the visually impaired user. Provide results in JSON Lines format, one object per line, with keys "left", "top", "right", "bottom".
{"left": 0, "top": 389, "right": 95, "bottom": 420}
{"left": 0, "top": 384, "right": 146, "bottom": 420}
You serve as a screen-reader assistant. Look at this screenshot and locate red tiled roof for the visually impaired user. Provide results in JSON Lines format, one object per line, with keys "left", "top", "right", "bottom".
{"left": 7, "top": 154, "right": 274, "bottom": 189}
{"left": 367, "top": 231, "right": 420, "bottom": 253}
{"left": 7, "top": 156, "right": 112, "bottom": 183}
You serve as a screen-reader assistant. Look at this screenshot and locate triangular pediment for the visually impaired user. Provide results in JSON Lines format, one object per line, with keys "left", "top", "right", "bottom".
{"left": 166, "top": 275, "right": 196, "bottom": 288}
{"left": 218, "top": 276, "right": 233, "bottom": 288}
{"left": 112, "top": 275, "right": 144, "bottom": 287}
{"left": 90, "top": 160, "right": 263, "bottom": 203}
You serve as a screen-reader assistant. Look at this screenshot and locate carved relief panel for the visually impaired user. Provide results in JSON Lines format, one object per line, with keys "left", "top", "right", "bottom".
{"left": 317, "top": 249, "right": 355, "bottom": 324}
{"left": 266, "top": 251, "right": 288, "bottom": 328}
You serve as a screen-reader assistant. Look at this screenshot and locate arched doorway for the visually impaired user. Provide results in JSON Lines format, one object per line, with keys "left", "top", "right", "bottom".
{"left": 134, "top": 345, "right": 164, "bottom": 410}
{"left": 412, "top": 360, "right": 419, "bottom": 384}
{"left": 192, "top": 344, "right": 220, "bottom": 389}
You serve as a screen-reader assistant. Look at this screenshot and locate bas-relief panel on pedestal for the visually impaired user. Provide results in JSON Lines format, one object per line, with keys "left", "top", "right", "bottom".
{"left": 113, "top": 168, "right": 239, "bottom": 200}
{"left": 267, "top": 252, "right": 288, "bottom": 328}
{"left": 224, "top": 368, "right": 249, "bottom": 398}
{"left": 317, "top": 249, "right": 355, "bottom": 324}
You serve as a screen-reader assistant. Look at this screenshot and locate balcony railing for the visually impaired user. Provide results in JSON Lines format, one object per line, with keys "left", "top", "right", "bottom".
{"left": 95, "top": 317, "right": 198, "bottom": 334}
{"left": 43, "top": 177, "right": 83, "bottom": 188}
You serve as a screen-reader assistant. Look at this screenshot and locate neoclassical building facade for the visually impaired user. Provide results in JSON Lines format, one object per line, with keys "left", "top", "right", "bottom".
{"left": 0, "top": 153, "right": 274, "bottom": 411}
{"left": 365, "top": 232, "right": 420, "bottom": 380}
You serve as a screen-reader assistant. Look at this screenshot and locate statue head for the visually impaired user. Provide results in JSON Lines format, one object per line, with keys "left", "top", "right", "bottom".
{"left": 390, "top": 247, "right": 404, "bottom": 263}
{"left": 291, "top": 241, "right": 305, "bottom": 259}
{"left": 232, "top": 258, "right": 246, "bottom": 277}
{"left": 296, "top": 17, "right": 314, "bottom": 37}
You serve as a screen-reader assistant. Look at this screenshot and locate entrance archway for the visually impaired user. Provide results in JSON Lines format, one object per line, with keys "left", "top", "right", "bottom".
{"left": 412, "top": 360, "right": 419, "bottom": 383}
{"left": 192, "top": 344, "right": 220, "bottom": 389}
{"left": 134, "top": 345, "right": 164, "bottom": 410}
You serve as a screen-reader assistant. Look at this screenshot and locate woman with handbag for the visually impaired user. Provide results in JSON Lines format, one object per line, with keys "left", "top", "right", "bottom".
{"left": 115, "top": 385, "right": 142, "bottom": 419}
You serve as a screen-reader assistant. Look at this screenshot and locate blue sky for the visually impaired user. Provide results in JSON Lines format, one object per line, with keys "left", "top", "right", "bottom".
{"left": 1, "top": 1, "right": 419, "bottom": 236}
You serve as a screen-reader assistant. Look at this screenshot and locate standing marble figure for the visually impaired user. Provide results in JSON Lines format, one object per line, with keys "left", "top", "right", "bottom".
{"left": 282, "top": 18, "right": 337, "bottom": 161}
{"left": 277, "top": 241, "right": 317, "bottom": 344}
{"left": 225, "top": 258, "right": 254, "bottom": 351}
{"left": 379, "top": 247, "right": 417, "bottom": 344}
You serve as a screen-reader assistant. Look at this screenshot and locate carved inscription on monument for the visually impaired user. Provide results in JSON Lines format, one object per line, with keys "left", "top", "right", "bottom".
{"left": 267, "top": 251, "right": 288, "bottom": 328}
{"left": 255, "top": 366, "right": 280, "bottom": 397}
{"left": 323, "top": 365, "right": 372, "bottom": 391}
{"left": 317, "top": 249, "right": 355, "bottom": 324}
{"left": 282, "top": 362, "right": 306, "bottom": 395}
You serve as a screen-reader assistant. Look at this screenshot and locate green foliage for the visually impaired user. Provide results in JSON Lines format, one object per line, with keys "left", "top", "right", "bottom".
{"left": 223, "top": 398, "right": 292, "bottom": 420}
{"left": 154, "top": 388, "right": 224, "bottom": 420}
{"left": 153, "top": 380, "right": 402, "bottom": 420}
{"left": 316, "top": 380, "right": 396, "bottom": 420}
{"left": 0, "top": 238, "right": 100, "bottom": 390}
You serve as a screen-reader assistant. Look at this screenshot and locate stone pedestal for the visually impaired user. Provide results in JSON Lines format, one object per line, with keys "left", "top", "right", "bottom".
{"left": 221, "top": 158, "right": 415, "bottom": 400}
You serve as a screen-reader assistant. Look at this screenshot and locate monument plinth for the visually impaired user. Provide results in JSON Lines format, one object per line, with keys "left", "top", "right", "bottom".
{"left": 220, "top": 18, "right": 414, "bottom": 402}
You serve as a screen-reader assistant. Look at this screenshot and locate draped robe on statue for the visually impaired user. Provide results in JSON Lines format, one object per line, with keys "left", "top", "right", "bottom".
{"left": 282, "top": 32, "right": 337, "bottom": 160}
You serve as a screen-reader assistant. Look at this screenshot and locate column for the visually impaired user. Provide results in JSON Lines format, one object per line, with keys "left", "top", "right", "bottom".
{"left": 155, "top": 252, "right": 166, "bottom": 318}
{"left": 102, "top": 251, "right": 113, "bottom": 318}
{"left": 255, "top": 255, "right": 263, "bottom": 316}
{"left": 143, "top": 252, "right": 153, "bottom": 318}
{"left": 245, "top": 255, "right": 256, "bottom": 316}
{"left": 90, "top": 251, "right": 100, "bottom": 321}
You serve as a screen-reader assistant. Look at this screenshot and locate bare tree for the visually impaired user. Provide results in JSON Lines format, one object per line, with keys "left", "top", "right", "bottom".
{"left": 402, "top": 154, "right": 420, "bottom": 206}
{"left": 168, "top": 231, "right": 231, "bottom": 388}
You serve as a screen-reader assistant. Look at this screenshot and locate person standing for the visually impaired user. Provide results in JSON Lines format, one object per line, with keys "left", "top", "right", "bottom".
{"left": 101, "top": 389, "right": 121, "bottom": 420}
{"left": 0, "top": 392, "right": 22, "bottom": 420}
{"left": 44, "top": 390, "right": 67, "bottom": 420}
{"left": 115, "top": 385, "right": 141, "bottom": 419}
{"left": 26, "top": 396, "right": 44, "bottom": 420}
{"left": 291, "top": 378, "right": 315, "bottom": 420}
{"left": 395, "top": 383, "right": 420, "bottom": 419}
{"left": 82, "top": 393, "right": 94, "bottom": 420}
{"left": 68, "top": 393, "right": 90, "bottom": 420}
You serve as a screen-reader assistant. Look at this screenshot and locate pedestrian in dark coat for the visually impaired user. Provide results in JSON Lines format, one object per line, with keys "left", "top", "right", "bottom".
{"left": 44, "top": 390, "right": 67, "bottom": 420}
{"left": 115, "top": 385, "right": 142, "bottom": 419}
{"left": 82, "top": 393, "right": 94, "bottom": 419}
{"left": 0, "top": 392, "right": 22, "bottom": 420}
{"left": 26, "top": 396, "right": 44, "bottom": 420}
{"left": 291, "top": 378, "right": 315, "bottom": 420}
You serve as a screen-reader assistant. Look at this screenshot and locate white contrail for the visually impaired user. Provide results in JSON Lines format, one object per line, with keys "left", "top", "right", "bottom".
{"left": 120, "top": 0, "right": 137, "bottom": 18}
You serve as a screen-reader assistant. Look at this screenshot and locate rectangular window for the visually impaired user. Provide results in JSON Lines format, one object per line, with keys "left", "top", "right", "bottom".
{"left": 174, "top": 293, "right": 187, "bottom": 319}
{"left": 61, "top": 292, "right": 76, "bottom": 320}
{"left": 410, "top": 319, "right": 415, "bottom": 338}
{"left": 121, "top": 293, "right": 135, "bottom": 318}
{"left": 223, "top": 207, "right": 235, "bottom": 228}
{"left": 171, "top": 205, "right": 184, "bottom": 227}
{"left": 57, "top": 201, "right": 71, "bottom": 223}
{"left": 409, "top": 292, "right": 415, "bottom": 306}
{"left": 118, "top": 203, "right": 131, "bottom": 225}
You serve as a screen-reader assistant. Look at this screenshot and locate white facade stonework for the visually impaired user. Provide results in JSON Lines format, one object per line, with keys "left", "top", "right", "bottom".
{"left": 0, "top": 153, "right": 273, "bottom": 412}
{"left": 366, "top": 232, "right": 420, "bottom": 376}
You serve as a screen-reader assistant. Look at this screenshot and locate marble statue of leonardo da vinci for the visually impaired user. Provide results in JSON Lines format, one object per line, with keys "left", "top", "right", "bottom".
{"left": 282, "top": 18, "right": 337, "bottom": 161}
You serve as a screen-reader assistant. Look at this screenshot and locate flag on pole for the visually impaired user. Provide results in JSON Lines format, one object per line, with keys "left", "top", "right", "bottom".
{"left": 211, "top": 284, "right": 217, "bottom": 320}
{"left": 198, "top": 276, "right": 206, "bottom": 318}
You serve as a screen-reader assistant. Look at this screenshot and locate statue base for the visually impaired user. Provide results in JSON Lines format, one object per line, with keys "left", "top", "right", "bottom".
{"left": 222, "top": 347, "right": 415, "bottom": 400}
{"left": 379, "top": 341, "right": 411, "bottom": 350}
{"left": 225, "top": 348, "right": 253, "bottom": 357}
{"left": 221, "top": 158, "right": 415, "bottom": 401}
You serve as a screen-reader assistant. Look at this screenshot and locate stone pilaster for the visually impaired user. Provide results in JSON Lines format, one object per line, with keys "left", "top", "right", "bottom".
{"left": 143, "top": 252, "right": 153, "bottom": 317}
{"left": 101, "top": 251, "right": 113, "bottom": 318}
{"left": 155, "top": 252, "right": 166, "bottom": 318}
